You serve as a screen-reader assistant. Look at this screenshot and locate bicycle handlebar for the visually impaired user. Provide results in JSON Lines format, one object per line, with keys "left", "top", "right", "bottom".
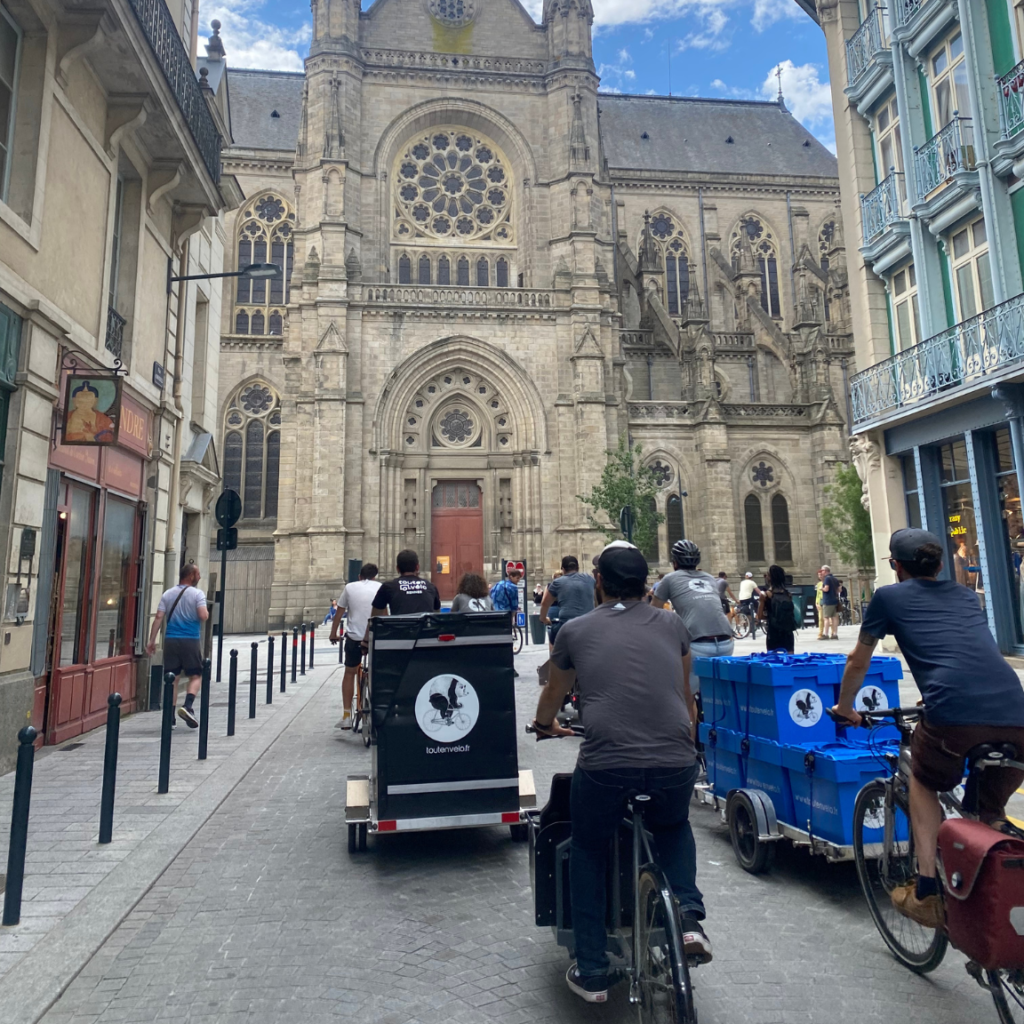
{"left": 825, "top": 705, "right": 923, "bottom": 728}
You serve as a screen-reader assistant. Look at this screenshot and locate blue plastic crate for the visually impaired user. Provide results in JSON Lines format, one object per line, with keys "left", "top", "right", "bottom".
{"left": 700, "top": 724, "right": 744, "bottom": 797}
{"left": 743, "top": 735, "right": 796, "bottom": 825}
{"left": 695, "top": 660, "right": 740, "bottom": 731}
{"left": 735, "top": 662, "right": 840, "bottom": 745}
{"left": 782, "top": 741, "right": 896, "bottom": 847}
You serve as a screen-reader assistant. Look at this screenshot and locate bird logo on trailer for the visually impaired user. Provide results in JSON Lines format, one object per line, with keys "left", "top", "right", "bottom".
{"left": 788, "top": 689, "right": 822, "bottom": 726}
{"left": 855, "top": 686, "right": 888, "bottom": 713}
{"left": 416, "top": 674, "right": 480, "bottom": 742}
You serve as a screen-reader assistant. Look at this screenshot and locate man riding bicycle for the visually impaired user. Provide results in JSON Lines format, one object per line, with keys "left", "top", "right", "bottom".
{"left": 736, "top": 571, "right": 761, "bottom": 621}
{"left": 533, "top": 543, "right": 711, "bottom": 1003}
{"left": 833, "top": 528, "right": 1024, "bottom": 929}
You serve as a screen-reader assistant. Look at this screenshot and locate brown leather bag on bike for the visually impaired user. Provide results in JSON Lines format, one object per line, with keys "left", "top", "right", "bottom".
{"left": 938, "top": 818, "right": 1024, "bottom": 969}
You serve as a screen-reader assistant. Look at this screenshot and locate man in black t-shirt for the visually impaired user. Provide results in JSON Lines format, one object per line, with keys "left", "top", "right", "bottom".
{"left": 368, "top": 549, "right": 441, "bottom": 629}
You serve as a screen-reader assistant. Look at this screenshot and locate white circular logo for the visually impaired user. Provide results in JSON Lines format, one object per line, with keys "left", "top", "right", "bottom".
{"left": 415, "top": 674, "right": 480, "bottom": 743}
{"left": 789, "top": 689, "right": 823, "bottom": 727}
{"left": 855, "top": 685, "right": 889, "bottom": 713}
{"left": 688, "top": 578, "right": 715, "bottom": 594}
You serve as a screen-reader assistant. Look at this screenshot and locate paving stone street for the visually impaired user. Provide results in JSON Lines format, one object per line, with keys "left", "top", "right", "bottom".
{"left": 0, "top": 630, "right": 1009, "bottom": 1024}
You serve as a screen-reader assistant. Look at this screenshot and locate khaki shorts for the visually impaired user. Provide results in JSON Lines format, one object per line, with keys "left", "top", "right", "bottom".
{"left": 821, "top": 606, "right": 839, "bottom": 622}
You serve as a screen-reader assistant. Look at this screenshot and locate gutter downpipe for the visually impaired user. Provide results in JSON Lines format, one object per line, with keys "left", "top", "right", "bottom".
{"left": 163, "top": 241, "right": 190, "bottom": 588}
{"left": 698, "top": 187, "right": 709, "bottom": 307}
{"left": 786, "top": 190, "right": 797, "bottom": 312}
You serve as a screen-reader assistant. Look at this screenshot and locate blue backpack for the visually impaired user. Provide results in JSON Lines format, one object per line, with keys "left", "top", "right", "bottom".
{"left": 490, "top": 579, "right": 518, "bottom": 612}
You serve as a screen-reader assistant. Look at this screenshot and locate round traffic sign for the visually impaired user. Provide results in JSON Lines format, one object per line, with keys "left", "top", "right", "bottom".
{"left": 215, "top": 489, "right": 242, "bottom": 528}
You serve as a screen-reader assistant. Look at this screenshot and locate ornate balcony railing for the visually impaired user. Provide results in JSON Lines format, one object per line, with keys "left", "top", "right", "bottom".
{"left": 850, "top": 292, "right": 1024, "bottom": 427}
{"left": 913, "top": 116, "right": 976, "bottom": 199}
{"left": 846, "top": 7, "right": 888, "bottom": 88}
{"left": 998, "top": 58, "right": 1024, "bottom": 141}
{"left": 125, "top": 0, "right": 222, "bottom": 183}
{"left": 105, "top": 307, "right": 127, "bottom": 359}
{"left": 621, "top": 330, "right": 654, "bottom": 347}
{"left": 861, "top": 172, "right": 906, "bottom": 242}
{"left": 892, "top": 0, "right": 929, "bottom": 26}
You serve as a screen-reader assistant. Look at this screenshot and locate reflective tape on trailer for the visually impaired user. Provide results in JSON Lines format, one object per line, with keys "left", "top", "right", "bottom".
{"left": 372, "top": 635, "right": 512, "bottom": 650}
{"left": 387, "top": 777, "right": 520, "bottom": 795}
{"left": 375, "top": 811, "right": 522, "bottom": 832}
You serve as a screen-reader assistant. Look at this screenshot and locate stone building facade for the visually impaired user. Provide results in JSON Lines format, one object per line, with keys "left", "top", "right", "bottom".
{"left": 217, "top": 0, "right": 856, "bottom": 625}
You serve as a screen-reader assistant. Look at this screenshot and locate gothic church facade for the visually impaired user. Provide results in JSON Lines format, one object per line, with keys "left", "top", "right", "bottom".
{"left": 213, "top": 0, "right": 854, "bottom": 626}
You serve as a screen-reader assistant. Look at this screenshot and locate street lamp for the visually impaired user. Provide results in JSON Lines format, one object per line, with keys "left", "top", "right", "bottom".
{"left": 166, "top": 260, "right": 282, "bottom": 294}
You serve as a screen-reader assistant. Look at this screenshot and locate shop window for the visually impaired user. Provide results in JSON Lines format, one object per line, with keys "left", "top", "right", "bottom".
{"left": 93, "top": 498, "right": 137, "bottom": 661}
{"left": 418, "top": 254, "right": 431, "bottom": 284}
{"left": 666, "top": 493, "right": 684, "bottom": 549}
{"left": 59, "top": 485, "right": 95, "bottom": 667}
{"left": 902, "top": 454, "right": 923, "bottom": 528}
{"left": 233, "top": 192, "right": 294, "bottom": 335}
{"left": 438, "top": 255, "right": 451, "bottom": 285}
{"left": 771, "top": 494, "right": 792, "bottom": 563}
{"left": 949, "top": 218, "right": 994, "bottom": 322}
{"left": 994, "top": 428, "right": 1024, "bottom": 643}
{"left": 930, "top": 31, "right": 969, "bottom": 130}
{"left": 641, "top": 495, "right": 659, "bottom": 564}
{"left": 744, "top": 493, "right": 765, "bottom": 563}
{"left": 223, "top": 382, "right": 281, "bottom": 520}
{"left": 939, "top": 438, "right": 981, "bottom": 597}
{"left": 891, "top": 263, "right": 922, "bottom": 350}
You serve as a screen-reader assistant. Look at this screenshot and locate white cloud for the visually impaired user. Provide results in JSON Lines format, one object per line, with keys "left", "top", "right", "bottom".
{"left": 761, "top": 59, "right": 837, "bottom": 151}
{"left": 710, "top": 77, "right": 756, "bottom": 99}
{"left": 678, "top": 6, "right": 730, "bottom": 50}
{"left": 598, "top": 47, "right": 638, "bottom": 90}
{"left": 751, "top": 0, "right": 806, "bottom": 30}
{"left": 208, "top": 0, "right": 311, "bottom": 71}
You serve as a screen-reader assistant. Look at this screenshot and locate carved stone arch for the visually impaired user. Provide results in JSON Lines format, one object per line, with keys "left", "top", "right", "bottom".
{"left": 374, "top": 336, "right": 548, "bottom": 455}
{"left": 736, "top": 446, "right": 796, "bottom": 497}
{"left": 222, "top": 375, "right": 283, "bottom": 422}
{"left": 729, "top": 210, "right": 783, "bottom": 256}
{"left": 639, "top": 207, "right": 692, "bottom": 253}
{"left": 643, "top": 450, "right": 679, "bottom": 491}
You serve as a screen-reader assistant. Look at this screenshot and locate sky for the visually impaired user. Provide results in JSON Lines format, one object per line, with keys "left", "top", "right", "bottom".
{"left": 205, "top": 0, "right": 836, "bottom": 152}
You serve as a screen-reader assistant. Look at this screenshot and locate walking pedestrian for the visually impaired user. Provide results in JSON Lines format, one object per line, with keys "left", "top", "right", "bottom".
{"left": 539, "top": 557, "right": 595, "bottom": 648}
{"left": 814, "top": 568, "right": 826, "bottom": 639}
{"left": 330, "top": 564, "right": 380, "bottom": 729}
{"left": 452, "top": 573, "right": 494, "bottom": 612}
{"left": 820, "top": 564, "right": 841, "bottom": 639}
{"left": 146, "top": 564, "right": 210, "bottom": 728}
{"left": 757, "top": 564, "right": 799, "bottom": 653}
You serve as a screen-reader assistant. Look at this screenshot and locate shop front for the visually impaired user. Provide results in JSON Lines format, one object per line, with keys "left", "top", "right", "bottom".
{"left": 887, "top": 392, "right": 1024, "bottom": 655}
{"left": 34, "top": 387, "right": 152, "bottom": 745}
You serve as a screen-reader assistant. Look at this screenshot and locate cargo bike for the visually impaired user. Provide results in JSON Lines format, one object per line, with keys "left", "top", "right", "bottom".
{"left": 345, "top": 611, "right": 535, "bottom": 851}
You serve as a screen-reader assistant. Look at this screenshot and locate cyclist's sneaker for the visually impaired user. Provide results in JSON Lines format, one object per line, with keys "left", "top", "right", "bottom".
{"left": 680, "top": 917, "right": 713, "bottom": 963}
{"left": 890, "top": 881, "right": 944, "bottom": 929}
{"left": 177, "top": 705, "right": 199, "bottom": 729}
{"left": 565, "top": 964, "right": 616, "bottom": 1003}
{"left": 337, "top": 711, "right": 352, "bottom": 731}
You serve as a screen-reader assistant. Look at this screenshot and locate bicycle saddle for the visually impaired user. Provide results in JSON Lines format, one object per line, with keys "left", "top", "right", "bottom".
{"left": 965, "top": 742, "right": 1021, "bottom": 769}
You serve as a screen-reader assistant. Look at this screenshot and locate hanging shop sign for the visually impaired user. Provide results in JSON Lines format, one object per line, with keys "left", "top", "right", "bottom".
{"left": 61, "top": 374, "right": 122, "bottom": 446}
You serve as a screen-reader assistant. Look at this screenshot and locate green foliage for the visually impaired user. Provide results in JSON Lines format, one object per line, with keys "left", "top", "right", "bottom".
{"left": 578, "top": 434, "right": 665, "bottom": 560}
{"left": 822, "top": 463, "right": 875, "bottom": 569}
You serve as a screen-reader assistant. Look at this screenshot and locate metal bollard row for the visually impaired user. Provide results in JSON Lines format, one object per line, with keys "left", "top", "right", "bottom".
{"left": 158, "top": 672, "right": 174, "bottom": 794}
{"left": 98, "top": 693, "right": 122, "bottom": 844}
{"left": 2, "top": 726, "right": 37, "bottom": 926}
{"left": 249, "top": 642, "right": 258, "bottom": 719}
{"left": 227, "top": 649, "right": 238, "bottom": 737}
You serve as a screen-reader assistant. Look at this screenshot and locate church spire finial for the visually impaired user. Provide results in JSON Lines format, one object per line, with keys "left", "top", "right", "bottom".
{"left": 775, "top": 63, "right": 788, "bottom": 111}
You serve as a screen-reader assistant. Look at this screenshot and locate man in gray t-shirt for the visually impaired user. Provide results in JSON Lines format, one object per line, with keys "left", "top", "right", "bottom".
{"left": 539, "top": 556, "right": 595, "bottom": 645}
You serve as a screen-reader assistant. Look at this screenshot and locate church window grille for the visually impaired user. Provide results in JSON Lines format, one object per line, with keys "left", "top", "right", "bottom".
{"left": 418, "top": 255, "right": 431, "bottom": 284}
{"left": 667, "top": 495, "right": 684, "bottom": 549}
{"left": 477, "top": 258, "right": 489, "bottom": 287}
{"left": 234, "top": 193, "right": 294, "bottom": 336}
{"left": 438, "top": 255, "right": 451, "bottom": 285}
{"left": 223, "top": 382, "right": 281, "bottom": 521}
{"left": 457, "top": 257, "right": 470, "bottom": 286}
{"left": 641, "top": 496, "right": 659, "bottom": 564}
{"left": 645, "top": 216, "right": 690, "bottom": 316}
{"left": 399, "top": 254, "right": 411, "bottom": 284}
{"left": 772, "top": 494, "right": 793, "bottom": 563}
{"left": 496, "top": 258, "right": 509, "bottom": 288}
{"left": 731, "top": 216, "right": 782, "bottom": 319}
{"left": 744, "top": 494, "right": 766, "bottom": 563}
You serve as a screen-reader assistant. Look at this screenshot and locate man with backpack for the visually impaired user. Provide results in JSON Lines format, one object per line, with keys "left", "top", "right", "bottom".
{"left": 757, "top": 565, "right": 799, "bottom": 652}
{"left": 146, "top": 564, "right": 210, "bottom": 728}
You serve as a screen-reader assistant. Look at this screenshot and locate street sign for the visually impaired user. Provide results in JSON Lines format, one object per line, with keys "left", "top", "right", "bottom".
{"left": 503, "top": 559, "right": 526, "bottom": 578}
{"left": 216, "top": 528, "right": 238, "bottom": 551}
{"left": 215, "top": 489, "right": 242, "bottom": 529}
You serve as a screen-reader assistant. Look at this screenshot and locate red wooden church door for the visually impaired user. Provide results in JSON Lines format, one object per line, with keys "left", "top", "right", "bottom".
{"left": 430, "top": 482, "right": 483, "bottom": 602}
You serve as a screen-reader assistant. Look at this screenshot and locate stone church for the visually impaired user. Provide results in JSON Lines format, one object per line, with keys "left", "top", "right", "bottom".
{"left": 210, "top": 0, "right": 855, "bottom": 629}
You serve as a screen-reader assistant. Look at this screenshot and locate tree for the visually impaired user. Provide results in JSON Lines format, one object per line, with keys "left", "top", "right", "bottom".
{"left": 578, "top": 433, "right": 664, "bottom": 561}
{"left": 821, "top": 463, "right": 875, "bottom": 569}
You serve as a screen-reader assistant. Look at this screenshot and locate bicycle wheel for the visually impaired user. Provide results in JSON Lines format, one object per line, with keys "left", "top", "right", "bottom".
{"left": 512, "top": 625, "right": 524, "bottom": 655}
{"left": 733, "top": 613, "right": 751, "bottom": 640}
{"left": 989, "top": 969, "right": 1024, "bottom": 1023}
{"left": 852, "top": 779, "right": 948, "bottom": 973}
{"left": 360, "top": 675, "right": 371, "bottom": 748}
{"left": 636, "top": 867, "right": 696, "bottom": 1023}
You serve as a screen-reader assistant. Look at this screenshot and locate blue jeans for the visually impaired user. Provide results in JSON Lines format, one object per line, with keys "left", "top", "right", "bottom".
{"left": 569, "top": 763, "right": 704, "bottom": 977}
{"left": 689, "top": 638, "right": 734, "bottom": 693}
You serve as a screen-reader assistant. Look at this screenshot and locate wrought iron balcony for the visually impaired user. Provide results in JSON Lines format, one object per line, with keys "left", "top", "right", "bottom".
{"left": 846, "top": 7, "right": 888, "bottom": 89}
{"left": 850, "top": 292, "right": 1024, "bottom": 427}
{"left": 892, "top": 0, "right": 929, "bottom": 26}
{"left": 105, "top": 307, "right": 127, "bottom": 359}
{"left": 999, "top": 58, "right": 1024, "bottom": 141}
{"left": 913, "top": 116, "right": 976, "bottom": 199}
{"left": 860, "top": 172, "right": 906, "bottom": 243}
{"left": 125, "top": 0, "right": 222, "bottom": 183}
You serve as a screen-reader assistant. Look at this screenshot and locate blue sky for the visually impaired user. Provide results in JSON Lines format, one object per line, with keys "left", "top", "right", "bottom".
{"left": 207, "top": 0, "right": 836, "bottom": 151}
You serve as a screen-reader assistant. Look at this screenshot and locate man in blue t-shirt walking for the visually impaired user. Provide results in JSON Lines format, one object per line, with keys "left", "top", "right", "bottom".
{"left": 490, "top": 567, "right": 522, "bottom": 675}
{"left": 147, "top": 564, "right": 210, "bottom": 728}
{"left": 834, "top": 529, "right": 1024, "bottom": 929}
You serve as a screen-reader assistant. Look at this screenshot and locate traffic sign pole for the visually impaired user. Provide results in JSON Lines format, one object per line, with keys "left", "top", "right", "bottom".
{"left": 214, "top": 490, "right": 242, "bottom": 684}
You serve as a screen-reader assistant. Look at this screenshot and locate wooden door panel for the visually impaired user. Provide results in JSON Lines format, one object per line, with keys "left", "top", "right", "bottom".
{"left": 431, "top": 514, "right": 460, "bottom": 601}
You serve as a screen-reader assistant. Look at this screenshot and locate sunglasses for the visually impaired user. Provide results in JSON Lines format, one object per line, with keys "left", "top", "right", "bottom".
{"left": 888, "top": 558, "right": 899, "bottom": 570}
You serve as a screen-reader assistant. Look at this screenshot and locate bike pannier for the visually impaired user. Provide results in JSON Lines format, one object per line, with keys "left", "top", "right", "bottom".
{"left": 938, "top": 818, "right": 1024, "bottom": 969}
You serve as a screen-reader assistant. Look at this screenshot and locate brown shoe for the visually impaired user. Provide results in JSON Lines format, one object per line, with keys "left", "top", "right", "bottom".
{"left": 890, "top": 881, "right": 944, "bottom": 930}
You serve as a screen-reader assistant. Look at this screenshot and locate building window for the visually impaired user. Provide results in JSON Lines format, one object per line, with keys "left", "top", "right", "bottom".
{"left": 930, "top": 31, "right": 968, "bottom": 129}
{"left": 902, "top": 454, "right": 923, "bottom": 528}
{"left": 949, "top": 218, "right": 994, "bottom": 321}
{"left": 647, "top": 214, "right": 691, "bottom": 316}
{"left": 666, "top": 494, "right": 684, "bottom": 549}
{"left": 891, "top": 263, "right": 922, "bottom": 350}
{"left": 418, "top": 254, "right": 431, "bottom": 284}
{"left": 109, "top": 176, "right": 125, "bottom": 311}
{"left": 223, "top": 382, "right": 282, "bottom": 520}
{"left": 0, "top": 4, "right": 20, "bottom": 203}
{"left": 744, "top": 493, "right": 765, "bottom": 563}
{"left": 477, "top": 257, "right": 489, "bottom": 287}
{"left": 939, "top": 438, "right": 980, "bottom": 596}
{"left": 438, "top": 255, "right": 451, "bottom": 285}
{"left": 874, "top": 96, "right": 903, "bottom": 178}
{"left": 399, "top": 254, "right": 411, "bottom": 284}
{"left": 457, "top": 256, "right": 469, "bottom": 285}
{"left": 93, "top": 497, "right": 138, "bottom": 661}
{"left": 233, "top": 192, "right": 294, "bottom": 336}
{"left": 496, "top": 257, "right": 509, "bottom": 288}
{"left": 771, "top": 494, "right": 792, "bottom": 563}
{"left": 731, "top": 216, "right": 781, "bottom": 318}
{"left": 0, "top": 301, "right": 21, "bottom": 499}
{"left": 994, "top": 428, "right": 1023, "bottom": 643}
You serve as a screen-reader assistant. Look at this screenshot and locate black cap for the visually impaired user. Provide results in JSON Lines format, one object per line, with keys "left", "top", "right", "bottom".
{"left": 596, "top": 542, "right": 649, "bottom": 589}
{"left": 889, "top": 528, "right": 943, "bottom": 562}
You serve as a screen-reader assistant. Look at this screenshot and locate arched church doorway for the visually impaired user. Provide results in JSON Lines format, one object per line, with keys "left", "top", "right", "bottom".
{"left": 430, "top": 481, "right": 483, "bottom": 601}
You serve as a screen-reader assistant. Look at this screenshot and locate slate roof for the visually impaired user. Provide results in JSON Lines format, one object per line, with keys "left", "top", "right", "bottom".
{"left": 599, "top": 94, "right": 837, "bottom": 179}
{"left": 226, "top": 68, "right": 304, "bottom": 151}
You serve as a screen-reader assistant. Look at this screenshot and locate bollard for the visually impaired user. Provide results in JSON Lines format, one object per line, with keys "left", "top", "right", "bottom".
{"left": 280, "top": 631, "right": 287, "bottom": 693}
{"left": 249, "top": 642, "right": 258, "bottom": 719}
{"left": 158, "top": 672, "right": 174, "bottom": 794}
{"left": 227, "top": 650, "right": 238, "bottom": 737}
{"left": 98, "top": 693, "right": 122, "bottom": 844}
{"left": 266, "top": 635, "right": 274, "bottom": 704}
{"left": 300, "top": 623, "right": 307, "bottom": 676}
{"left": 198, "top": 659, "right": 211, "bottom": 760}
{"left": 309, "top": 622, "right": 315, "bottom": 669}
{"left": 3, "top": 726, "right": 37, "bottom": 926}
{"left": 292, "top": 626, "right": 298, "bottom": 684}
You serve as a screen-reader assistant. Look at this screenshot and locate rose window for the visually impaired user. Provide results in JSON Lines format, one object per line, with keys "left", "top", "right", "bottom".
{"left": 651, "top": 215, "right": 674, "bottom": 240}
{"left": 428, "top": 0, "right": 475, "bottom": 25}
{"left": 439, "top": 409, "right": 474, "bottom": 444}
{"left": 241, "top": 385, "right": 274, "bottom": 413}
{"left": 393, "top": 129, "right": 513, "bottom": 245}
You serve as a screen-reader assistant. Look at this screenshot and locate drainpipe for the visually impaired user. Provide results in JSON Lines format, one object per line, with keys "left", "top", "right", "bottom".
{"left": 785, "top": 190, "right": 797, "bottom": 314}
{"left": 163, "top": 241, "right": 190, "bottom": 588}
{"left": 698, "top": 187, "right": 709, "bottom": 309}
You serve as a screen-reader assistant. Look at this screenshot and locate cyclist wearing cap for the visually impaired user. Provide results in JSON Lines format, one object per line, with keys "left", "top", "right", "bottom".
{"left": 533, "top": 542, "right": 710, "bottom": 1003}
{"left": 833, "top": 528, "right": 1024, "bottom": 929}
{"left": 652, "top": 539, "right": 735, "bottom": 661}
{"left": 737, "top": 571, "right": 761, "bottom": 620}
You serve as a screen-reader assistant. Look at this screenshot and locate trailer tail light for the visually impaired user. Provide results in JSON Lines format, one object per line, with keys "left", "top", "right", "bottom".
{"left": 438, "top": 634, "right": 456, "bottom": 642}
{"left": 377, "top": 820, "right": 397, "bottom": 832}
{"left": 501, "top": 812, "right": 520, "bottom": 824}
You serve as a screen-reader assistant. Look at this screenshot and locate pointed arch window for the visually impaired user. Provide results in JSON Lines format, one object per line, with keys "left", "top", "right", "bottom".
{"left": 457, "top": 256, "right": 470, "bottom": 286}
{"left": 666, "top": 494, "right": 684, "bottom": 550}
{"left": 438, "top": 255, "right": 451, "bottom": 285}
{"left": 744, "top": 494, "right": 765, "bottom": 563}
{"left": 399, "top": 254, "right": 412, "bottom": 284}
{"left": 731, "top": 216, "right": 781, "bottom": 319}
{"left": 233, "top": 193, "right": 294, "bottom": 336}
{"left": 477, "top": 258, "right": 489, "bottom": 287}
{"left": 418, "top": 254, "right": 431, "bottom": 284}
{"left": 646, "top": 214, "right": 691, "bottom": 316}
{"left": 496, "top": 257, "right": 509, "bottom": 288}
{"left": 223, "top": 383, "right": 282, "bottom": 521}
{"left": 771, "top": 494, "right": 792, "bottom": 563}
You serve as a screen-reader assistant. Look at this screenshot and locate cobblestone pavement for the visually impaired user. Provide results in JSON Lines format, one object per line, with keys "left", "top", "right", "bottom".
{"left": 31, "top": 636, "right": 1009, "bottom": 1024}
